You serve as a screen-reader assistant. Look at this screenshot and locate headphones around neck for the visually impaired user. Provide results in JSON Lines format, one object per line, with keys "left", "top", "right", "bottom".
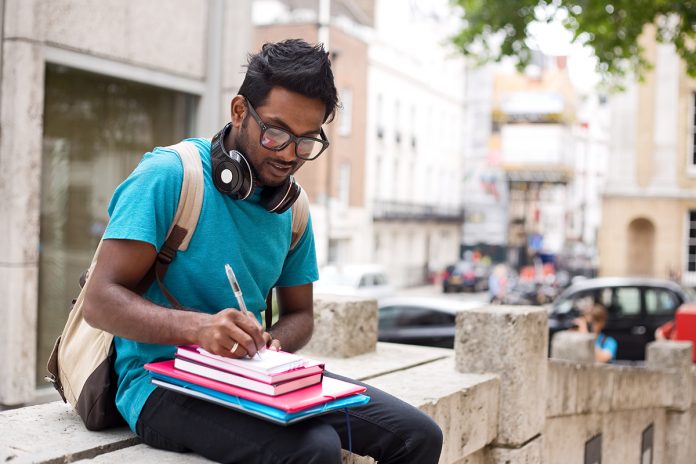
{"left": 210, "top": 123, "right": 301, "bottom": 214}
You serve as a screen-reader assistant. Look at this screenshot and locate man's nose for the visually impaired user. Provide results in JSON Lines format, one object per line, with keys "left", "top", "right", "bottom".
{"left": 276, "top": 142, "right": 297, "bottom": 162}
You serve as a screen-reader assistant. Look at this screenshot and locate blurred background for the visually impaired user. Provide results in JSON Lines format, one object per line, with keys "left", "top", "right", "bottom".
{"left": 1, "top": 0, "right": 695, "bottom": 405}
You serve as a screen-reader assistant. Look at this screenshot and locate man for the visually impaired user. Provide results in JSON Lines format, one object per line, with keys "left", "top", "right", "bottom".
{"left": 573, "top": 303, "right": 618, "bottom": 363}
{"left": 83, "top": 39, "right": 442, "bottom": 464}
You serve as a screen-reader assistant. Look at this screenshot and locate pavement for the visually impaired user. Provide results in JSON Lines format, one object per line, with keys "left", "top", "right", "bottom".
{"left": 396, "top": 284, "right": 490, "bottom": 304}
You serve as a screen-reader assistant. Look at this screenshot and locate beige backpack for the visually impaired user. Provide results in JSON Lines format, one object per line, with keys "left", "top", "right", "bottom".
{"left": 45, "top": 141, "right": 309, "bottom": 430}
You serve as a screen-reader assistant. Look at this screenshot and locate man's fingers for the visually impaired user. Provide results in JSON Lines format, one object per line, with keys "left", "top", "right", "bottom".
{"left": 269, "top": 339, "right": 282, "bottom": 351}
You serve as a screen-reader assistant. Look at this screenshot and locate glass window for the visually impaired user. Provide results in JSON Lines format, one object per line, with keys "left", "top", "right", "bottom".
{"left": 338, "top": 88, "right": 353, "bottom": 136}
{"left": 609, "top": 287, "right": 641, "bottom": 316}
{"left": 394, "top": 307, "right": 454, "bottom": 327}
{"left": 688, "top": 210, "right": 696, "bottom": 272}
{"left": 645, "top": 288, "right": 679, "bottom": 315}
{"left": 37, "top": 64, "right": 196, "bottom": 385}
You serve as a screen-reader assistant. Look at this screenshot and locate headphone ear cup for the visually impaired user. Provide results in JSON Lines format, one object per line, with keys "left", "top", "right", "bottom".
{"left": 211, "top": 147, "right": 254, "bottom": 200}
{"left": 260, "top": 177, "right": 301, "bottom": 213}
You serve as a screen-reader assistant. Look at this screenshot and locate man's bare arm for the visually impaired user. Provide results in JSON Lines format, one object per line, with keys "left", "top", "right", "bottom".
{"left": 269, "top": 283, "right": 314, "bottom": 353}
{"left": 82, "top": 239, "right": 266, "bottom": 358}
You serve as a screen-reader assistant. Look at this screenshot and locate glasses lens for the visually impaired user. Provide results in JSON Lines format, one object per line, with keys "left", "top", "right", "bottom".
{"left": 261, "top": 127, "right": 291, "bottom": 149}
{"left": 296, "top": 138, "right": 324, "bottom": 159}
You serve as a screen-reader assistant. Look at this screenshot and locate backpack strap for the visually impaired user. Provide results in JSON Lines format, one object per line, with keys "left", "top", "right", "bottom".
{"left": 265, "top": 187, "right": 310, "bottom": 329}
{"left": 290, "top": 187, "right": 309, "bottom": 251}
{"left": 153, "top": 141, "right": 204, "bottom": 308}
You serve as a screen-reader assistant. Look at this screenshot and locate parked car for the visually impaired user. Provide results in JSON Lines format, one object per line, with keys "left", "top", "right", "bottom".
{"left": 314, "top": 264, "right": 394, "bottom": 301}
{"left": 442, "top": 261, "right": 489, "bottom": 293}
{"left": 378, "top": 296, "right": 485, "bottom": 348}
{"left": 548, "top": 277, "right": 696, "bottom": 361}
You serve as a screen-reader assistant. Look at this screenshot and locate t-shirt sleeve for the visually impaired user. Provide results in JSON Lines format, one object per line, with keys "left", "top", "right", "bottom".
{"left": 275, "top": 214, "right": 320, "bottom": 287}
{"left": 602, "top": 336, "right": 618, "bottom": 360}
{"left": 102, "top": 149, "right": 183, "bottom": 251}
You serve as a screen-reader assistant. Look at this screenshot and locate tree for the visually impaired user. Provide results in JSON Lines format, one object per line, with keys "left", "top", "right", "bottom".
{"left": 450, "top": 0, "right": 696, "bottom": 86}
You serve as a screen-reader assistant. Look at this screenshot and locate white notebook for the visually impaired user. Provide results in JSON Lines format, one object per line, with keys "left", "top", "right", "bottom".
{"left": 196, "top": 347, "right": 306, "bottom": 374}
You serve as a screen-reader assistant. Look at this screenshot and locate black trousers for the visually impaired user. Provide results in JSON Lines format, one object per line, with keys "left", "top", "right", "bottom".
{"left": 136, "top": 371, "right": 443, "bottom": 464}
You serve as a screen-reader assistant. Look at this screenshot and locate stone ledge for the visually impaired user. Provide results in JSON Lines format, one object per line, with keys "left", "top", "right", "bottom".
{"left": 0, "top": 401, "right": 138, "bottom": 463}
{"left": 547, "top": 360, "right": 674, "bottom": 417}
{"left": 312, "top": 341, "right": 453, "bottom": 381}
{"left": 365, "top": 358, "right": 500, "bottom": 463}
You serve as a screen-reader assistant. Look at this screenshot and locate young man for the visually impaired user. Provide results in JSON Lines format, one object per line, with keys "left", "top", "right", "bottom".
{"left": 83, "top": 39, "right": 442, "bottom": 464}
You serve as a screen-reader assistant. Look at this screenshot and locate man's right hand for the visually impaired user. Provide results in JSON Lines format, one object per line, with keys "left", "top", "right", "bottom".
{"left": 195, "top": 309, "right": 267, "bottom": 359}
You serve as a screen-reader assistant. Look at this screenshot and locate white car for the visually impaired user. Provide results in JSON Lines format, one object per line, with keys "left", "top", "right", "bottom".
{"left": 314, "top": 264, "right": 394, "bottom": 301}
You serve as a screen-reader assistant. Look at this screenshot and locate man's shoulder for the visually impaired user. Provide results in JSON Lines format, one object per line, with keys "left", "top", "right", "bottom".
{"left": 137, "top": 138, "right": 210, "bottom": 177}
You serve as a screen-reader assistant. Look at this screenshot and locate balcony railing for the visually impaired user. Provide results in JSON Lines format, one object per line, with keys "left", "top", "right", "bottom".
{"left": 372, "top": 200, "right": 464, "bottom": 222}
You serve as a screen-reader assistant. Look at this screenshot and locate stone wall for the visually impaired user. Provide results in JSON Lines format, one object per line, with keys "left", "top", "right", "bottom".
{"left": 2, "top": 297, "right": 695, "bottom": 463}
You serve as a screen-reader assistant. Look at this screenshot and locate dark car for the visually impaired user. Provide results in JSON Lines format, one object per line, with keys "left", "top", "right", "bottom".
{"left": 442, "top": 261, "right": 489, "bottom": 293}
{"left": 548, "top": 277, "right": 696, "bottom": 361}
{"left": 378, "top": 297, "right": 484, "bottom": 348}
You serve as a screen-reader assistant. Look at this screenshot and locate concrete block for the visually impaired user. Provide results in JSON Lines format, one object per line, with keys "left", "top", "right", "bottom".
{"left": 455, "top": 305, "right": 547, "bottom": 446}
{"left": 664, "top": 410, "right": 692, "bottom": 464}
{"left": 574, "top": 363, "right": 616, "bottom": 414}
{"left": 83, "top": 444, "right": 211, "bottom": 463}
{"left": 647, "top": 341, "right": 693, "bottom": 410}
{"left": 366, "top": 358, "right": 500, "bottom": 463}
{"left": 0, "top": 40, "right": 44, "bottom": 265}
{"left": 4, "top": 0, "right": 45, "bottom": 40}
{"left": 303, "top": 296, "right": 378, "bottom": 358}
{"left": 602, "top": 408, "right": 666, "bottom": 464}
{"left": 0, "top": 401, "right": 138, "bottom": 462}
{"left": 609, "top": 366, "right": 665, "bottom": 411}
{"left": 341, "top": 450, "right": 375, "bottom": 464}
{"left": 544, "top": 414, "right": 602, "bottom": 464}
{"left": 485, "top": 435, "right": 543, "bottom": 464}
{"left": 453, "top": 448, "right": 485, "bottom": 464}
{"left": 0, "top": 265, "right": 38, "bottom": 406}
{"left": 550, "top": 331, "right": 595, "bottom": 363}
{"left": 44, "top": 0, "right": 208, "bottom": 78}
{"left": 546, "top": 360, "right": 580, "bottom": 417}
{"left": 315, "top": 342, "right": 452, "bottom": 381}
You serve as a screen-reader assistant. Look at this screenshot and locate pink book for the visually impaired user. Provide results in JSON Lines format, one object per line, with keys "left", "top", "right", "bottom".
{"left": 145, "top": 360, "right": 366, "bottom": 413}
{"left": 176, "top": 345, "right": 325, "bottom": 384}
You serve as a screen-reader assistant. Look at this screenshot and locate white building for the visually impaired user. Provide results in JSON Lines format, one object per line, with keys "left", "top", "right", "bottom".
{"left": 365, "top": 0, "right": 467, "bottom": 287}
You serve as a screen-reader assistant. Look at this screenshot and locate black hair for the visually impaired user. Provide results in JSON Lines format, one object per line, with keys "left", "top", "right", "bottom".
{"left": 238, "top": 39, "right": 338, "bottom": 123}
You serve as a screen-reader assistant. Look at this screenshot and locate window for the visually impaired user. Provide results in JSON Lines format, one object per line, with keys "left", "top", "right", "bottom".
{"left": 645, "top": 288, "right": 679, "bottom": 315}
{"left": 379, "top": 306, "right": 454, "bottom": 329}
{"left": 687, "top": 210, "right": 696, "bottom": 272}
{"left": 338, "top": 162, "right": 350, "bottom": 206}
{"left": 38, "top": 64, "right": 196, "bottom": 385}
{"left": 338, "top": 88, "right": 353, "bottom": 136}
{"left": 690, "top": 92, "right": 696, "bottom": 167}
{"left": 609, "top": 287, "right": 641, "bottom": 316}
{"left": 376, "top": 93, "right": 384, "bottom": 139}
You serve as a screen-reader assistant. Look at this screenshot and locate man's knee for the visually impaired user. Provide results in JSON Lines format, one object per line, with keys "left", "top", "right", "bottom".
{"left": 404, "top": 411, "right": 443, "bottom": 461}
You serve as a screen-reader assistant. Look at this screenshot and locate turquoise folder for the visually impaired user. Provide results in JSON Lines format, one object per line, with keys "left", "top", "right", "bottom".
{"left": 150, "top": 372, "right": 370, "bottom": 425}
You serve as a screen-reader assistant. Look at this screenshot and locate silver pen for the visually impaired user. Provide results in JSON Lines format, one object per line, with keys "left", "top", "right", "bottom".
{"left": 224, "top": 263, "right": 263, "bottom": 359}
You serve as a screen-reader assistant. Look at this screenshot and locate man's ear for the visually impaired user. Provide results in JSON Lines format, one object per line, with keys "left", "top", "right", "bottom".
{"left": 231, "top": 95, "right": 246, "bottom": 128}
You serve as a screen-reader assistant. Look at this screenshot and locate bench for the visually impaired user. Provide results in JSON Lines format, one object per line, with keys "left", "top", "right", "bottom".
{"left": 1, "top": 342, "right": 500, "bottom": 463}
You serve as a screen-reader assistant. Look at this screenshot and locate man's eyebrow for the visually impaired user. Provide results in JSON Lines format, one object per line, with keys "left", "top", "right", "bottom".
{"left": 265, "top": 116, "right": 321, "bottom": 136}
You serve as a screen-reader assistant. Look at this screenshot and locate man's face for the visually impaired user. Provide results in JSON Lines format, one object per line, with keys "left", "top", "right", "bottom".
{"left": 231, "top": 87, "right": 326, "bottom": 187}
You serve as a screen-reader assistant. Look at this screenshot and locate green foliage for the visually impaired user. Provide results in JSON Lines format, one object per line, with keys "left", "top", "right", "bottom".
{"left": 450, "top": 0, "right": 696, "bottom": 87}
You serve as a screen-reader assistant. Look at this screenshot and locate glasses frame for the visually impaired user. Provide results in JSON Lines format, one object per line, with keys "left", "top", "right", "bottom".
{"left": 243, "top": 97, "right": 330, "bottom": 161}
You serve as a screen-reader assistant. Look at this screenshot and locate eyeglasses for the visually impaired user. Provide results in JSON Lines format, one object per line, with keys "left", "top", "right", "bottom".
{"left": 243, "top": 98, "right": 330, "bottom": 160}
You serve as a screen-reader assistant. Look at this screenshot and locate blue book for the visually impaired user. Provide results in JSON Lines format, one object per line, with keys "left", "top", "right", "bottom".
{"left": 150, "top": 372, "right": 370, "bottom": 425}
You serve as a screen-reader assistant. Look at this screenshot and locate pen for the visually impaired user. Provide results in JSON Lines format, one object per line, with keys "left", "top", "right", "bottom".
{"left": 224, "top": 263, "right": 263, "bottom": 359}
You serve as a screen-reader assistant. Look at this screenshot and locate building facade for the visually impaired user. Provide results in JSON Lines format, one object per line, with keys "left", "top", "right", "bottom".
{"left": 252, "top": 0, "right": 373, "bottom": 268}
{"left": 0, "top": 0, "right": 253, "bottom": 406}
{"left": 366, "top": 0, "right": 466, "bottom": 287}
{"left": 598, "top": 28, "right": 696, "bottom": 283}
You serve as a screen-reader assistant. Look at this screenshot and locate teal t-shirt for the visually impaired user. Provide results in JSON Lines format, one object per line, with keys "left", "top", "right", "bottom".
{"left": 103, "top": 138, "right": 319, "bottom": 431}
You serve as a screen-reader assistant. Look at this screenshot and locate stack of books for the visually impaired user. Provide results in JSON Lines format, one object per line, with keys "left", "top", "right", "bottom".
{"left": 144, "top": 345, "right": 369, "bottom": 425}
